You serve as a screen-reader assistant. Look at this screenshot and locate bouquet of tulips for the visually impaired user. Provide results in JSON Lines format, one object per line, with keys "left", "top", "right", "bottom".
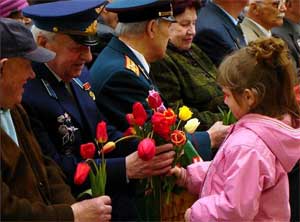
{"left": 74, "top": 121, "right": 135, "bottom": 197}
{"left": 124, "top": 90, "right": 202, "bottom": 205}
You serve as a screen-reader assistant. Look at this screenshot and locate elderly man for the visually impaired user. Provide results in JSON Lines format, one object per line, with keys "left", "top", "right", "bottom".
{"left": 0, "top": 18, "right": 112, "bottom": 222}
{"left": 240, "top": 0, "right": 287, "bottom": 43}
{"left": 193, "top": 0, "right": 248, "bottom": 66}
{"left": 272, "top": 0, "right": 300, "bottom": 77}
{"left": 21, "top": 0, "right": 175, "bottom": 220}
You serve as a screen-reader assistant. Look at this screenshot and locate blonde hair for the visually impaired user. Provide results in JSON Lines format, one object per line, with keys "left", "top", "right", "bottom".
{"left": 217, "top": 37, "right": 300, "bottom": 123}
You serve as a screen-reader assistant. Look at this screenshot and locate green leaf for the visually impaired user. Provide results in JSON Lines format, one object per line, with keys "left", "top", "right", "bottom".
{"left": 76, "top": 189, "right": 92, "bottom": 199}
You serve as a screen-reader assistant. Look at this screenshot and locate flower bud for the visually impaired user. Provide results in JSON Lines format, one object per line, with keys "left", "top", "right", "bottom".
{"left": 96, "top": 121, "right": 108, "bottom": 143}
{"left": 170, "top": 130, "right": 187, "bottom": 146}
{"left": 80, "top": 142, "right": 96, "bottom": 159}
{"left": 101, "top": 141, "right": 116, "bottom": 154}
{"left": 126, "top": 113, "right": 135, "bottom": 126}
{"left": 132, "top": 102, "right": 147, "bottom": 126}
{"left": 74, "top": 162, "right": 90, "bottom": 185}
{"left": 138, "top": 138, "right": 156, "bottom": 161}
{"left": 148, "top": 90, "right": 163, "bottom": 110}
{"left": 184, "top": 118, "right": 200, "bottom": 134}
{"left": 178, "top": 106, "right": 193, "bottom": 121}
{"left": 123, "top": 127, "right": 136, "bottom": 136}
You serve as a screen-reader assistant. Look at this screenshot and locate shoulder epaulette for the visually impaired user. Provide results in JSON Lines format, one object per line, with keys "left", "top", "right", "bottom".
{"left": 125, "top": 55, "right": 140, "bottom": 76}
{"left": 41, "top": 78, "right": 58, "bottom": 99}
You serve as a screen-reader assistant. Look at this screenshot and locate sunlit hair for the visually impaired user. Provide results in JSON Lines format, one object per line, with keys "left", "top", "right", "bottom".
{"left": 115, "top": 21, "right": 148, "bottom": 37}
{"left": 217, "top": 37, "right": 300, "bottom": 123}
{"left": 31, "top": 25, "right": 55, "bottom": 42}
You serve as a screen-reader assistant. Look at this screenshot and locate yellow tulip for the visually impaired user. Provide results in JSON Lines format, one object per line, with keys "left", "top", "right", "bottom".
{"left": 184, "top": 118, "right": 200, "bottom": 134}
{"left": 178, "top": 106, "right": 193, "bottom": 121}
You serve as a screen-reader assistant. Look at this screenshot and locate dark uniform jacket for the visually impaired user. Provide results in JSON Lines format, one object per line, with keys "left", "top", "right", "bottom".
{"left": 22, "top": 63, "right": 138, "bottom": 220}
{"left": 272, "top": 18, "right": 300, "bottom": 77}
{"left": 90, "top": 37, "right": 212, "bottom": 161}
{"left": 1, "top": 105, "right": 75, "bottom": 221}
{"left": 194, "top": 1, "right": 246, "bottom": 66}
{"left": 151, "top": 43, "right": 226, "bottom": 130}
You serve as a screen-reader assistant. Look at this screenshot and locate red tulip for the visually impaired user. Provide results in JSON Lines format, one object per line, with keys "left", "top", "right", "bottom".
{"left": 132, "top": 102, "right": 147, "bottom": 126}
{"left": 74, "top": 162, "right": 90, "bottom": 185}
{"left": 151, "top": 112, "right": 170, "bottom": 140}
{"left": 138, "top": 138, "right": 156, "bottom": 161}
{"left": 80, "top": 142, "right": 96, "bottom": 159}
{"left": 123, "top": 127, "right": 136, "bottom": 136}
{"left": 148, "top": 90, "right": 163, "bottom": 110}
{"left": 163, "top": 108, "right": 177, "bottom": 125}
{"left": 125, "top": 113, "right": 135, "bottom": 126}
{"left": 96, "top": 121, "right": 108, "bottom": 143}
{"left": 170, "top": 130, "right": 186, "bottom": 146}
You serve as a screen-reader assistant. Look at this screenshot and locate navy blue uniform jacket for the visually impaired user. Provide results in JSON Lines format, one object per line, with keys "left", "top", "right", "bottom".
{"left": 194, "top": 1, "right": 246, "bottom": 66}
{"left": 90, "top": 37, "right": 212, "bottom": 161}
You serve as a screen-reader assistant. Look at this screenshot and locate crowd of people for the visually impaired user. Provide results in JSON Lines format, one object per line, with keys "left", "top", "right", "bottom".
{"left": 0, "top": 0, "right": 299, "bottom": 221}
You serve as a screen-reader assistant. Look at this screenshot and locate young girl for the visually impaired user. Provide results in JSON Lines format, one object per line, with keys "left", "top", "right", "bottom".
{"left": 172, "top": 37, "right": 300, "bottom": 221}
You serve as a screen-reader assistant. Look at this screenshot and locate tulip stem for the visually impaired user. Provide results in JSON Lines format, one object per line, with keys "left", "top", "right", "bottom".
{"left": 176, "top": 120, "right": 182, "bottom": 130}
{"left": 114, "top": 135, "right": 141, "bottom": 144}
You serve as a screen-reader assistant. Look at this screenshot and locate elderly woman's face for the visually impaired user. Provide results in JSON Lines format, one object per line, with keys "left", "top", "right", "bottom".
{"left": 169, "top": 7, "right": 197, "bottom": 51}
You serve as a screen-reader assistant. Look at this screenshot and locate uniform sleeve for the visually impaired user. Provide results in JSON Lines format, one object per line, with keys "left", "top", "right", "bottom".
{"left": 1, "top": 173, "right": 74, "bottom": 221}
{"left": 189, "top": 145, "right": 275, "bottom": 222}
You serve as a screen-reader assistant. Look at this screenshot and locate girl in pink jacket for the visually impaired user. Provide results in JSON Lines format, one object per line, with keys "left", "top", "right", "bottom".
{"left": 173, "top": 37, "right": 300, "bottom": 221}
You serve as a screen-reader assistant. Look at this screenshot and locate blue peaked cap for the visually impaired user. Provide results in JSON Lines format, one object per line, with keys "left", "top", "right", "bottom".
{"left": 22, "top": 0, "right": 108, "bottom": 46}
{"left": 106, "top": 0, "right": 176, "bottom": 23}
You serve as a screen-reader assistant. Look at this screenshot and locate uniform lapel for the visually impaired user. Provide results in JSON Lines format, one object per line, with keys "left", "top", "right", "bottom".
{"left": 70, "top": 79, "right": 100, "bottom": 137}
{"left": 36, "top": 64, "right": 84, "bottom": 127}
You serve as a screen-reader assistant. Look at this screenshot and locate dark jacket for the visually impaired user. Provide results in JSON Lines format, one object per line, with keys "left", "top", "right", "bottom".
{"left": 194, "top": 1, "right": 246, "bottom": 66}
{"left": 151, "top": 43, "right": 226, "bottom": 130}
{"left": 22, "top": 63, "right": 138, "bottom": 221}
{"left": 1, "top": 105, "right": 75, "bottom": 221}
{"left": 90, "top": 37, "right": 213, "bottom": 160}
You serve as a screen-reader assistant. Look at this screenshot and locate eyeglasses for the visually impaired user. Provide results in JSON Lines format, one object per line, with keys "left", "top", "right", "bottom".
{"left": 256, "top": 0, "right": 286, "bottom": 9}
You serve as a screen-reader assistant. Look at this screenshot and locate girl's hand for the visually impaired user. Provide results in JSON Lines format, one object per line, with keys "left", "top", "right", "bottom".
{"left": 169, "top": 166, "right": 187, "bottom": 187}
{"left": 184, "top": 208, "right": 191, "bottom": 222}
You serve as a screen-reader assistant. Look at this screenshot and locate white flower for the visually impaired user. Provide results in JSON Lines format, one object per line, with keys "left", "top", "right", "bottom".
{"left": 184, "top": 118, "right": 200, "bottom": 134}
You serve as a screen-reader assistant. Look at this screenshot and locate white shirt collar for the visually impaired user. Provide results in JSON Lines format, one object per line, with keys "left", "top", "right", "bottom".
{"left": 124, "top": 43, "right": 150, "bottom": 74}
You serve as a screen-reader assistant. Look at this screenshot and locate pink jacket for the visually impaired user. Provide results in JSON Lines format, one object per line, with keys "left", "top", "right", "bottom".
{"left": 186, "top": 113, "right": 300, "bottom": 221}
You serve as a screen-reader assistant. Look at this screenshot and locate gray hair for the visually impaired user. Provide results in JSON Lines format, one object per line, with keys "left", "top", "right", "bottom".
{"left": 31, "top": 25, "right": 56, "bottom": 42}
{"left": 115, "top": 21, "right": 149, "bottom": 37}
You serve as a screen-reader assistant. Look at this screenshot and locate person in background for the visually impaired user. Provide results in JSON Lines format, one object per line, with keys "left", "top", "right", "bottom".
{"left": 0, "top": 17, "right": 112, "bottom": 222}
{"left": 171, "top": 37, "right": 300, "bottom": 221}
{"left": 0, "top": 0, "right": 31, "bottom": 25}
{"left": 193, "top": 0, "right": 248, "bottom": 66}
{"left": 89, "top": 0, "right": 229, "bottom": 220}
{"left": 240, "top": 0, "right": 287, "bottom": 43}
{"left": 151, "top": 0, "right": 226, "bottom": 131}
{"left": 272, "top": 0, "right": 300, "bottom": 80}
{"left": 21, "top": 1, "right": 175, "bottom": 220}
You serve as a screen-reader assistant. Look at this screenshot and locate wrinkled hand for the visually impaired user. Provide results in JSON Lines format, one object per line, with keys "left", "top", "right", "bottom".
{"left": 207, "top": 121, "right": 230, "bottom": 148}
{"left": 184, "top": 208, "right": 191, "bottom": 222}
{"left": 71, "top": 196, "right": 112, "bottom": 222}
{"left": 126, "top": 143, "right": 175, "bottom": 179}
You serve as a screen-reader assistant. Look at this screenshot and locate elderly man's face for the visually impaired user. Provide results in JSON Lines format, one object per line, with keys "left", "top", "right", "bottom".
{"left": 45, "top": 34, "right": 92, "bottom": 82}
{"left": 0, "top": 58, "right": 35, "bottom": 109}
{"left": 148, "top": 19, "right": 172, "bottom": 63}
{"left": 254, "top": 0, "right": 287, "bottom": 29}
